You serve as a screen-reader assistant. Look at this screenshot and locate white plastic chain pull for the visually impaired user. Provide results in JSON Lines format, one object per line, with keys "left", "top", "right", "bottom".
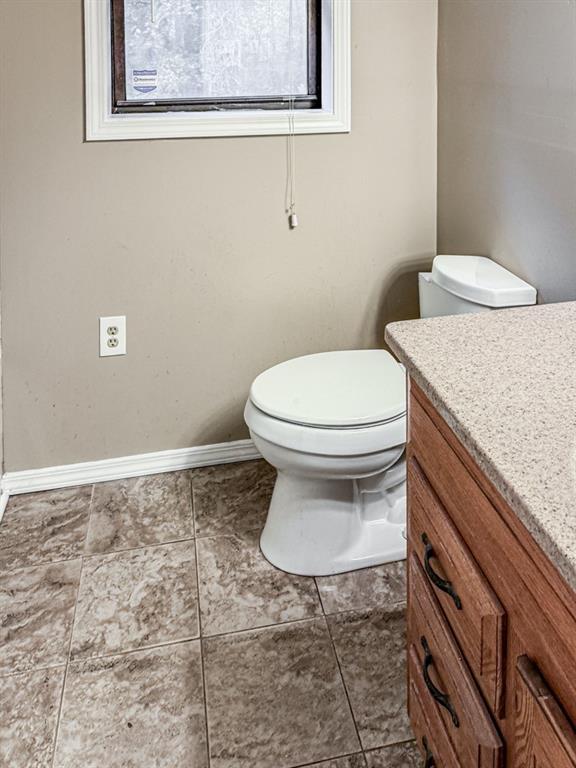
{"left": 285, "top": 0, "right": 298, "bottom": 229}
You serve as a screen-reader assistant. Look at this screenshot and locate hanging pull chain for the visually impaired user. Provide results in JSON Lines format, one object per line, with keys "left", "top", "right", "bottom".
{"left": 285, "top": 0, "right": 298, "bottom": 229}
{"left": 287, "top": 96, "right": 298, "bottom": 228}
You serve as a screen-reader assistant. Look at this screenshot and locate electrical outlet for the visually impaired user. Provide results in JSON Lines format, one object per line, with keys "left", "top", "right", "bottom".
{"left": 99, "top": 316, "right": 126, "bottom": 357}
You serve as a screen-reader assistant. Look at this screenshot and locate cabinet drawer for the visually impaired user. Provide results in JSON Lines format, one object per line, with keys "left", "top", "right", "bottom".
{"left": 409, "top": 646, "right": 461, "bottom": 768}
{"left": 408, "top": 553, "right": 504, "bottom": 767}
{"left": 408, "top": 457, "right": 506, "bottom": 715}
{"left": 513, "top": 656, "right": 576, "bottom": 768}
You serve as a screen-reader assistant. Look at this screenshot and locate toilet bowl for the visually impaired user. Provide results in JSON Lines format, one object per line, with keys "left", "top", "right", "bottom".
{"left": 244, "top": 350, "right": 407, "bottom": 576}
{"left": 245, "top": 255, "right": 538, "bottom": 577}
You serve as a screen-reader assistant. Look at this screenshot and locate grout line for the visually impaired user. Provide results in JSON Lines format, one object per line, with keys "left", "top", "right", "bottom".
{"left": 192, "top": 472, "right": 213, "bottom": 768}
{"left": 87, "top": 483, "right": 96, "bottom": 526}
{"left": 198, "top": 638, "right": 212, "bottom": 768}
{"left": 0, "top": 554, "right": 84, "bottom": 577}
{"left": 50, "top": 484, "right": 94, "bottom": 767}
{"left": 313, "top": 575, "right": 326, "bottom": 614}
{"left": 80, "top": 482, "right": 96, "bottom": 558}
{"left": 0, "top": 661, "right": 66, "bottom": 681}
{"left": 322, "top": 613, "right": 364, "bottom": 754}
{"left": 200, "top": 614, "right": 326, "bottom": 642}
{"left": 322, "top": 599, "right": 408, "bottom": 619}
{"left": 82, "top": 534, "right": 197, "bottom": 561}
{"left": 194, "top": 523, "right": 264, "bottom": 542}
{"left": 288, "top": 750, "right": 367, "bottom": 768}
{"left": 64, "top": 634, "right": 201, "bottom": 664}
{"left": 195, "top": 525, "right": 269, "bottom": 539}
{"left": 191, "top": 470, "right": 198, "bottom": 540}
{"left": 50, "top": 526, "right": 90, "bottom": 768}
{"left": 201, "top": 612, "right": 325, "bottom": 642}
{"left": 0, "top": 535, "right": 197, "bottom": 575}
{"left": 364, "top": 737, "right": 418, "bottom": 753}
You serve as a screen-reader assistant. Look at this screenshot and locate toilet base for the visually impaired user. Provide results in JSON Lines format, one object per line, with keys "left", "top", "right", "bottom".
{"left": 259, "top": 469, "right": 406, "bottom": 577}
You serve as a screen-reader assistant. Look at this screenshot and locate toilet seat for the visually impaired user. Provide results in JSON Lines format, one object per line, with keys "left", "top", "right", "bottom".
{"left": 249, "top": 349, "right": 406, "bottom": 429}
{"left": 245, "top": 400, "right": 406, "bottom": 456}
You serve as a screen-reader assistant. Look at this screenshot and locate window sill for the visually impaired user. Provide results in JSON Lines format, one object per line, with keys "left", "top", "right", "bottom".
{"left": 86, "top": 107, "right": 350, "bottom": 142}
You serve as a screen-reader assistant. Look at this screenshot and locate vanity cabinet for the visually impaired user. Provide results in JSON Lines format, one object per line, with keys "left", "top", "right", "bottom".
{"left": 406, "top": 382, "right": 576, "bottom": 768}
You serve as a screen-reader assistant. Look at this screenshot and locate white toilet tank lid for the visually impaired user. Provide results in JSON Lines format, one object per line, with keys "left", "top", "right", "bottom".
{"left": 249, "top": 350, "right": 406, "bottom": 428}
{"left": 432, "top": 255, "right": 537, "bottom": 307}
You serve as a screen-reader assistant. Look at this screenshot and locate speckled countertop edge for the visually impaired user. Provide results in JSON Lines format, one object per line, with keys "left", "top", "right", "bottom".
{"left": 385, "top": 302, "right": 576, "bottom": 593}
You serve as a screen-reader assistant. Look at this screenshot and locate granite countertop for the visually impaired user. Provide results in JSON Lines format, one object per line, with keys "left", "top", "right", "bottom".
{"left": 385, "top": 301, "right": 576, "bottom": 592}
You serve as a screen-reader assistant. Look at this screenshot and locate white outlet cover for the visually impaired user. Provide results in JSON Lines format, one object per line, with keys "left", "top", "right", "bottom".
{"left": 99, "top": 315, "right": 126, "bottom": 357}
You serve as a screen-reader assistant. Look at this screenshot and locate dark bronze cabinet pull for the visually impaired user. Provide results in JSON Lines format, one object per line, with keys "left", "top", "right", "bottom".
{"left": 422, "top": 736, "right": 435, "bottom": 768}
{"left": 421, "top": 636, "right": 460, "bottom": 727}
{"left": 421, "top": 533, "right": 462, "bottom": 610}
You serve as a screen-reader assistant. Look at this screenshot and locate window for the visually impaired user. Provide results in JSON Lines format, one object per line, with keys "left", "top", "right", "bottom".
{"left": 112, "top": 0, "right": 320, "bottom": 113}
{"left": 84, "top": 0, "right": 350, "bottom": 140}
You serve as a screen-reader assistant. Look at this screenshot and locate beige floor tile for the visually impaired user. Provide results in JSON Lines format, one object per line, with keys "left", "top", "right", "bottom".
{"left": 364, "top": 741, "right": 421, "bottom": 768}
{"left": 0, "top": 665, "right": 65, "bottom": 768}
{"left": 193, "top": 460, "right": 275, "bottom": 537}
{"left": 328, "top": 607, "right": 411, "bottom": 750}
{"left": 85, "top": 471, "right": 193, "bottom": 554}
{"left": 197, "top": 528, "right": 321, "bottom": 635}
{"left": 204, "top": 618, "right": 360, "bottom": 768}
{"left": 316, "top": 560, "right": 406, "bottom": 615}
{"left": 0, "top": 486, "right": 92, "bottom": 573}
{"left": 0, "top": 560, "right": 81, "bottom": 675}
{"left": 71, "top": 540, "right": 199, "bottom": 659}
{"left": 53, "top": 641, "right": 208, "bottom": 768}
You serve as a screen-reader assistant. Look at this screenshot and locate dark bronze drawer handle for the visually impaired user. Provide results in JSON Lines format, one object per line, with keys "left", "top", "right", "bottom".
{"left": 422, "top": 533, "right": 462, "bottom": 610}
{"left": 422, "top": 737, "right": 435, "bottom": 768}
{"left": 421, "top": 636, "right": 460, "bottom": 727}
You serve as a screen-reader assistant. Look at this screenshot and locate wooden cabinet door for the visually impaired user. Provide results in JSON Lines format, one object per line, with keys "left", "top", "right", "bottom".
{"left": 513, "top": 656, "right": 576, "bottom": 768}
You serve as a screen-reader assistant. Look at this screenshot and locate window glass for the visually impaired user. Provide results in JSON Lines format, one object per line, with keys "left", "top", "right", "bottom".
{"left": 123, "top": 0, "right": 310, "bottom": 102}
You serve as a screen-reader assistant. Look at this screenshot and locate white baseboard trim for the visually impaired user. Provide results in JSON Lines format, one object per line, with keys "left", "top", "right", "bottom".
{"left": 0, "top": 491, "right": 9, "bottom": 524}
{"left": 1, "top": 439, "right": 261, "bottom": 497}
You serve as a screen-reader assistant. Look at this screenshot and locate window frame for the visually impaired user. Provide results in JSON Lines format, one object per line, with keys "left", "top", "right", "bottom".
{"left": 111, "top": 0, "right": 322, "bottom": 114}
{"left": 84, "top": 0, "right": 350, "bottom": 141}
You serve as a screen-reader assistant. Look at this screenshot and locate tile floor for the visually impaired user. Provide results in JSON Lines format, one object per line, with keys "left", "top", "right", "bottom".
{"left": 0, "top": 460, "right": 418, "bottom": 768}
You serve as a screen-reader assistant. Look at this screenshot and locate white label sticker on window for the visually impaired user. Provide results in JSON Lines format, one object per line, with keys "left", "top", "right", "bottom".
{"left": 132, "top": 69, "right": 157, "bottom": 94}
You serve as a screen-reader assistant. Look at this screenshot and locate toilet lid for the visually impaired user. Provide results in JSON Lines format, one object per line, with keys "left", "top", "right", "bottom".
{"left": 249, "top": 350, "right": 406, "bottom": 428}
{"left": 432, "top": 255, "right": 537, "bottom": 307}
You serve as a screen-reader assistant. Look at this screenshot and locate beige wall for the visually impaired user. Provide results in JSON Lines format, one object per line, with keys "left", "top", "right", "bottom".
{"left": 0, "top": 0, "right": 437, "bottom": 471}
{"left": 438, "top": 0, "right": 576, "bottom": 304}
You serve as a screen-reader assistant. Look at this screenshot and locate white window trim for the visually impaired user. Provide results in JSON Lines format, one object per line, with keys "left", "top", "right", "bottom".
{"left": 84, "top": 0, "right": 351, "bottom": 142}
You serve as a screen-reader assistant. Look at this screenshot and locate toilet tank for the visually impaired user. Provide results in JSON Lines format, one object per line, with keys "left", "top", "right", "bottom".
{"left": 419, "top": 255, "right": 537, "bottom": 319}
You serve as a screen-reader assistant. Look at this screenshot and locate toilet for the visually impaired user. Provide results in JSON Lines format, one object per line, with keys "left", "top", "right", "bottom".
{"left": 244, "top": 255, "right": 537, "bottom": 576}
